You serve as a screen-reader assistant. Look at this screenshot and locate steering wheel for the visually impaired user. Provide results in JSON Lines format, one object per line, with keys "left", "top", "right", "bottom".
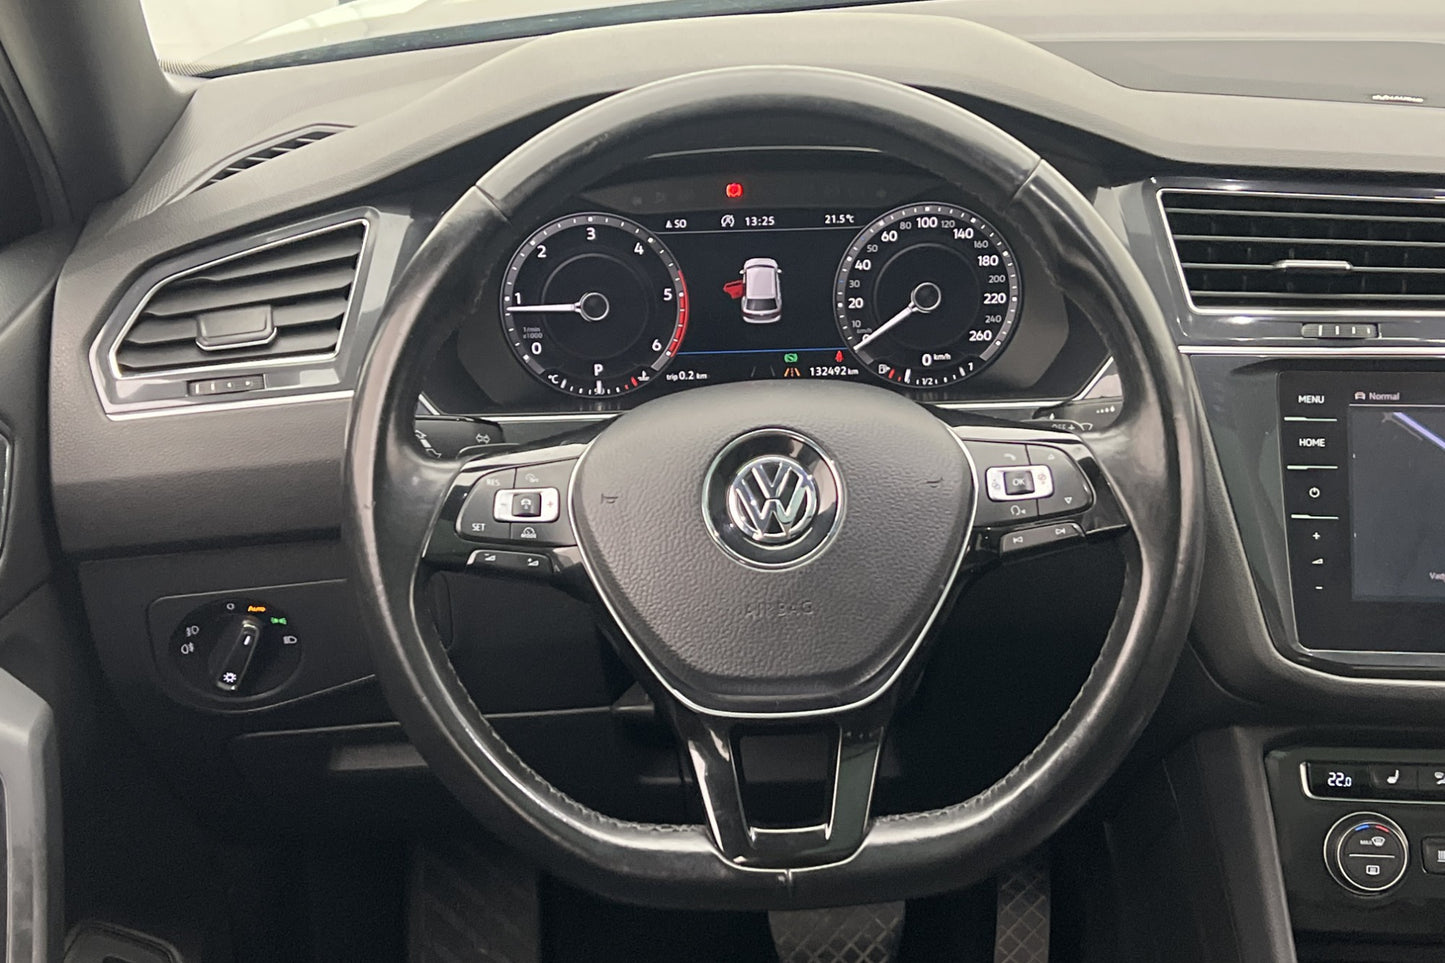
{"left": 344, "top": 66, "right": 1202, "bottom": 909}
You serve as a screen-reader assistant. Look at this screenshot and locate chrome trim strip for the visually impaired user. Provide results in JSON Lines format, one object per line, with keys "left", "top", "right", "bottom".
{"left": 1179, "top": 344, "right": 1445, "bottom": 357}
{"left": 101, "top": 389, "right": 354, "bottom": 421}
{"left": 1156, "top": 184, "right": 1445, "bottom": 319}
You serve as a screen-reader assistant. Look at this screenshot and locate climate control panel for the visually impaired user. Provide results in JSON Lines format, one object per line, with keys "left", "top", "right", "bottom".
{"left": 1324, "top": 813, "right": 1409, "bottom": 893}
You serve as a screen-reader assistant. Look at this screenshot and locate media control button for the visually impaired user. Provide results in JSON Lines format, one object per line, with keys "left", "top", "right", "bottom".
{"left": 965, "top": 441, "right": 1030, "bottom": 471}
{"left": 998, "top": 522, "right": 1084, "bottom": 556}
{"left": 1421, "top": 837, "right": 1445, "bottom": 875}
{"left": 1030, "top": 445, "right": 1094, "bottom": 517}
{"left": 974, "top": 496, "right": 1038, "bottom": 526}
{"left": 1002, "top": 468, "right": 1036, "bottom": 495}
{"left": 1368, "top": 765, "right": 1417, "bottom": 795}
{"left": 984, "top": 465, "right": 1053, "bottom": 502}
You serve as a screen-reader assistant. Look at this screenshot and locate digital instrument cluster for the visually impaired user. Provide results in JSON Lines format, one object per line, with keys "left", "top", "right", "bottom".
{"left": 497, "top": 170, "right": 1024, "bottom": 399}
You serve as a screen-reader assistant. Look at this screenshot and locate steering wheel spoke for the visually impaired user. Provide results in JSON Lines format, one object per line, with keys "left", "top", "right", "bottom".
{"left": 670, "top": 699, "right": 892, "bottom": 870}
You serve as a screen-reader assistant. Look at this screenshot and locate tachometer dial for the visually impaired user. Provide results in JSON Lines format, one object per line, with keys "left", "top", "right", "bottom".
{"left": 834, "top": 203, "right": 1021, "bottom": 388}
{"left": 501, "top": 213, "right": 688, "bottom": 397}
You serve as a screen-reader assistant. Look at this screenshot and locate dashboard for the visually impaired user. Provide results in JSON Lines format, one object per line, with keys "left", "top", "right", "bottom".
{"left": 33, "top": 1, "right": 1445, "bottom": 950}
{"left": 432, "top": 150, "right": 1101, "bottom": 414}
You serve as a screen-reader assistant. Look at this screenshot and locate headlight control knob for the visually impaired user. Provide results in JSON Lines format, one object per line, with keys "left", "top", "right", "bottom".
{"left": 169, "top": 598, "right": 302, "bottom": 698}
{"left": 1324, "top": 812, "right": 1409, "bottom": 894}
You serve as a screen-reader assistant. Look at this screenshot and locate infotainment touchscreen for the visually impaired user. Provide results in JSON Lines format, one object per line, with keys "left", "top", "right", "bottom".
{"left": 1348, "top": 403, "right": 1445, "bottom": 603}
{"left": 1278, "top": 370, "right": 1445, "bottom": 657}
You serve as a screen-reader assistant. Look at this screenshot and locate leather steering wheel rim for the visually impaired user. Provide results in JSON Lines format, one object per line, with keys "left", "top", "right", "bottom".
{"left": 344, "top": 65, "right": 1203, "bottom": 909}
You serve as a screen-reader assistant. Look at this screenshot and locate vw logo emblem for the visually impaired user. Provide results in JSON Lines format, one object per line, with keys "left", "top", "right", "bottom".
{"left": 704, "top": 430, "right": 842, "bottom": 568}
{"left": 727, "top": 455, "right": 818, "bottom": 545}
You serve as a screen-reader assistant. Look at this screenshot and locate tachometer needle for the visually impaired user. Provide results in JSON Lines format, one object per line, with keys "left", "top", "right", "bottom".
{"left": 853, "top": 281, "right": 942, "bottom": 351}
{"left": 506, "top": 291, "right": 611, "bottom": 322}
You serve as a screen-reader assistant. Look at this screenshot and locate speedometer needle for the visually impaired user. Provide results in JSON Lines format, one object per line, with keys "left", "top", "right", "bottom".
{"left": 853, "top": 281, "right": 942, "bottom": 351}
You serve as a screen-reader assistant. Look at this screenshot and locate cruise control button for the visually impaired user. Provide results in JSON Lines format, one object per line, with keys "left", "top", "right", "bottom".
{"left": 456, "top": 469, "right": 516, "bottom": 540}
{"left": 501, "top": 461, "right": 577, "bottom": 545}
{"left": 494, "top": 487, "right": 560, "bottom": 523}
{"left": 1030, "top": 445, "right": 1093, "bottom": 517}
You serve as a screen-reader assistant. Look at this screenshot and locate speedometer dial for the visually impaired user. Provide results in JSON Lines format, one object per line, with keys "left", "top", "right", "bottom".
{"left": 501, "top": 213, "right": 688, "bottom": 397}
{"left": 834, "top": 203, "right": 1021, "bottom": 388}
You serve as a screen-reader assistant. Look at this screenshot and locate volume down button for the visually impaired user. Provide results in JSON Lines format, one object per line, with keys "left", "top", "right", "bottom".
{"left": 212, "top": 616, "right": 263, "bottom": 693}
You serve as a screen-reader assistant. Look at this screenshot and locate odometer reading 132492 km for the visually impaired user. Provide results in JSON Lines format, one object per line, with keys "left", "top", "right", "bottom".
{"left": 834, "top": 203, "right": 1021, "bottom": 388}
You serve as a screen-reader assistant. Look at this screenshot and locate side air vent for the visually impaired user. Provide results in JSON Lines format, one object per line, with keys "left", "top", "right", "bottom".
{"left": 1161, "top": 189, "right": 1445, "bottom": 312}
{"left": 193, "top": 126, "right": 346, "bottom": 191}
{"left": 114, "top": 221, "right": 366, "bottom": 374}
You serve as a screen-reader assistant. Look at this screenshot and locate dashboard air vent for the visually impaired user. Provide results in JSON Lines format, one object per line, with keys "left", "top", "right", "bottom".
{"left": 114, "top": 222, "right": 366, "bottom": 374}
{"left": 1161, "top": 189, "right": 1445, "bottom": 312}
{"left": 194, "top": 126, "right": 345, "bottom": 191}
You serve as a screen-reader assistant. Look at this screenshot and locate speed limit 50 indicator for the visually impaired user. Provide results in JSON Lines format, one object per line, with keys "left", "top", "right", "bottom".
{"left": 834, "top": 203, "right": 1021, "bottom": 388}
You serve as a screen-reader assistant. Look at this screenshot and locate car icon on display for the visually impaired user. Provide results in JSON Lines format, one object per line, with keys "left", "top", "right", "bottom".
{"left": 739, "top": 257, "right": 782, "bottom": 323}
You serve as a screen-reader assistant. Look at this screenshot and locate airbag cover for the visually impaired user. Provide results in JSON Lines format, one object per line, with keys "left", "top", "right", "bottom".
{"left": 571, "top": 380, "right": 973, "bottom": 715}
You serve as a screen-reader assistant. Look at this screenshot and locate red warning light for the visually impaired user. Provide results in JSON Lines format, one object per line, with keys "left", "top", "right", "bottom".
{"left": 725, "top": 182, "right": 744, "bottom": 199}
{"left": 835, "top": 350, "right": 845, "bottom": 363}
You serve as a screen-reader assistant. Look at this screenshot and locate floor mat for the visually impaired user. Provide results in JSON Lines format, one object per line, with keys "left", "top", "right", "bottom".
{"left": 409, "top": 836, "right": 541, "bottom": 963}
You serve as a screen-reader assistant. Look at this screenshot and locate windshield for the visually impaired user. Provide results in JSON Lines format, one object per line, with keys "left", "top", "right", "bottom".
{"left": 139, "top": 0, "right": 865, "bottom": 74}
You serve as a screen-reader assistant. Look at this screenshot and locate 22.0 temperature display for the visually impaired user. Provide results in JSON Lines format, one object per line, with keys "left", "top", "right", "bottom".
{"left": 834, "top": 203, "right": 1021, "bottom": 388}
